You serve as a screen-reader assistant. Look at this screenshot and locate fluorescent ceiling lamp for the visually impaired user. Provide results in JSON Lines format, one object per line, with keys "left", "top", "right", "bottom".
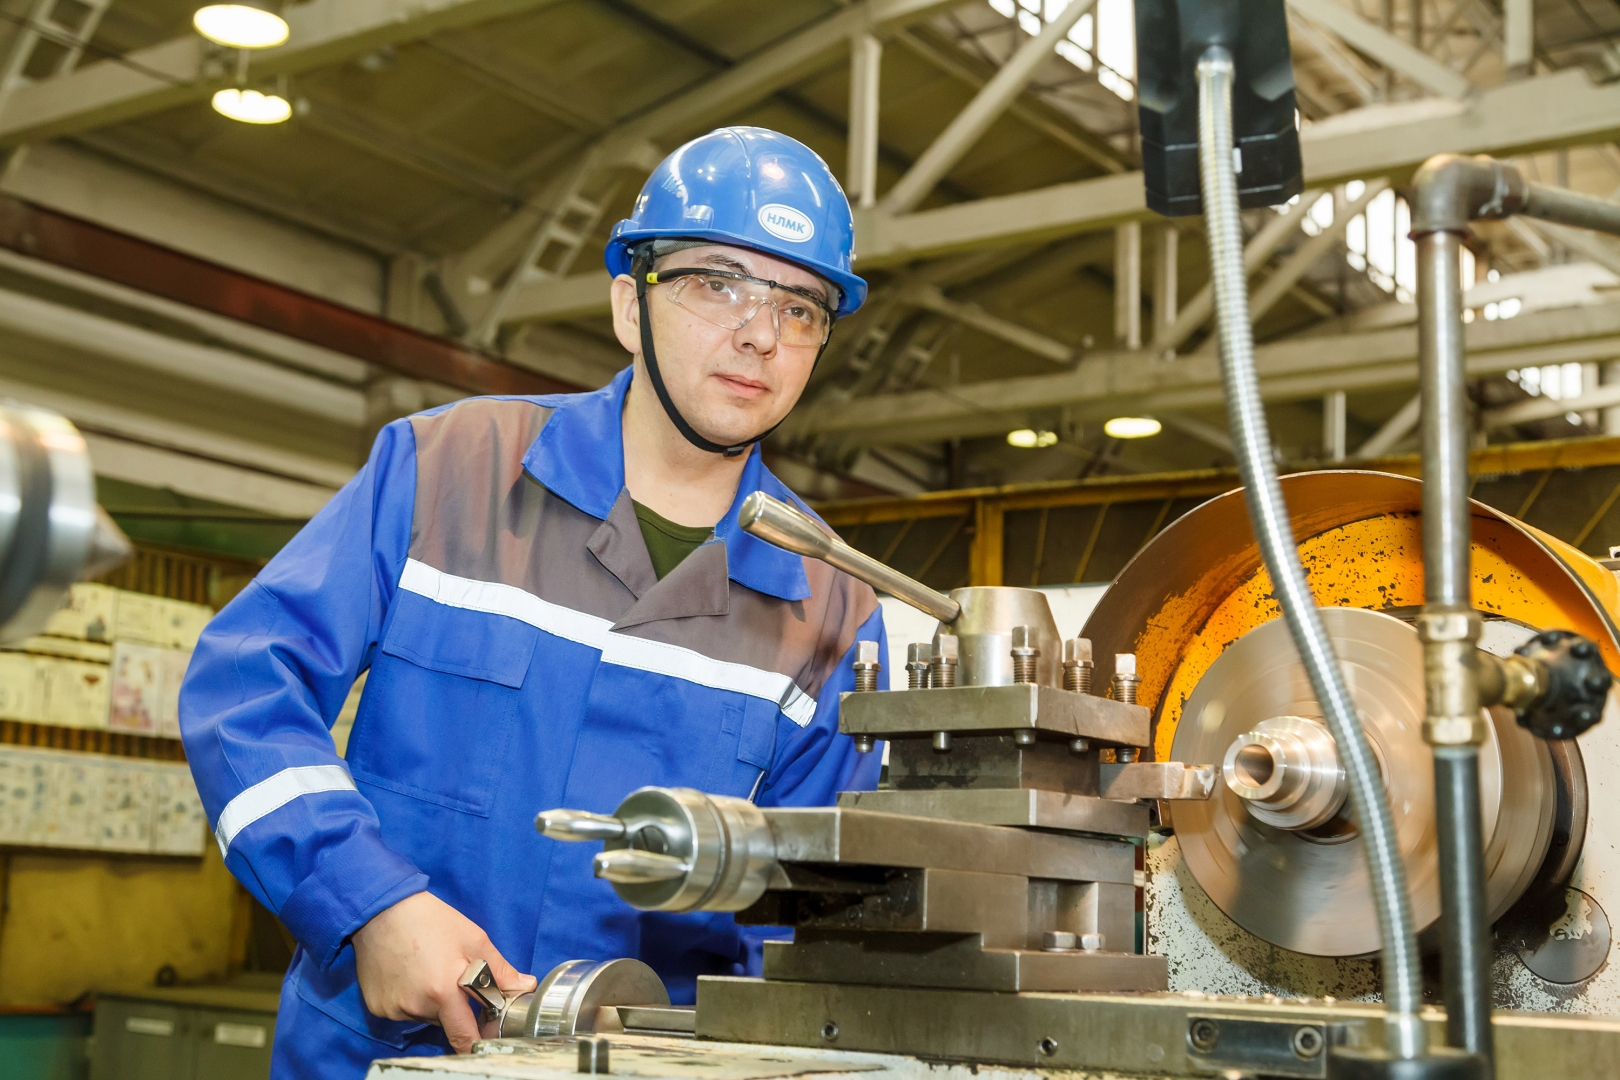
{"left": 193, "top": 3, "right": 288, "bottom": 49}
{"left": 212, "top": 88, "right": 292, "bottom": 124}
{"left": 1006, "top": 429, "right": 1058, "bottom": 448}
{"left": 1103, "top": 416, "right": 1161, "bottom": 439}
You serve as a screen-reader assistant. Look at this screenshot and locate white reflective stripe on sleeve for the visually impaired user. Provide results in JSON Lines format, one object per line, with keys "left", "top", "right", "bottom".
{"left": 399, "top": 558, "right": 816, "bottom": 727}
{"left": 214, "top": 764, "right": 358, "bottom": 857}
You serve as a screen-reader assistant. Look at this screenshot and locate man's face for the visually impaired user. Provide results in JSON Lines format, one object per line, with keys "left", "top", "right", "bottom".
{"left": 611, "top": 243, "right": 832, "bottom": 447}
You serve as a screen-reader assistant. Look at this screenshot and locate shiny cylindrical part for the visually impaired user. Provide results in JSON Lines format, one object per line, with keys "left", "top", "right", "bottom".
{"left": 0, "top": 404, "right": 129, "bottom": 644}
{"left": 739, "top": 492, "right": 961, "bottom": 623}
{"left": 497, "top": 958, "right": 669, "bottom": 1039}
{"left": 1198, "top": 46, "right": 1425, "bottom": 1059}
{"left": 1221, "top": 715, "right": 1347, "bottom": 830}
{"left": 1435, "top": 747, "right": 1494, "bottom": 1067}
{"left": 932, "top": 730, "right": 952, "bottom": 752}
{"left": 1011, "top": 624, "right": 1039, "bottom": 684}
{"left": 905, "top": 642, "right": 931, "bottom": 689}
{"left": 583, "top": 787, "right": 778, "bottom": 913}
{"left": 1062, "top": 637, "right": 1093, "bottom": 694}
{"left": 536, "top": 809, "right": 627, "bottom": 842}
{"left": 852, "top": 639, "right": 881, "bottom": 693}
{"left": 930, "top": 633, "right": 959, "bottom": 688}
{"left": 1115, "top": 748, "right": 1138, "bottom": 763}
{"left": 853, "top": 735, "right": 875, "bottom": 753}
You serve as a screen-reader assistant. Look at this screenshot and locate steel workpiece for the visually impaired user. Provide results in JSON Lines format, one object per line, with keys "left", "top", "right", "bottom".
{"left": 1198, "top": 45, "right": 1426, "bottom": 1059}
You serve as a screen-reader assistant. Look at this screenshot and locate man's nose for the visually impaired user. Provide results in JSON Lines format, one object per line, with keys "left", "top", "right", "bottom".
{"left": 733, "top": 301, "right": 779, "bottom": 353}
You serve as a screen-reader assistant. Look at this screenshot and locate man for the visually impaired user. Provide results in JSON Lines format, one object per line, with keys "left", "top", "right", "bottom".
{"left": 179, "top": 126, "right": 886, "bottom": 1078}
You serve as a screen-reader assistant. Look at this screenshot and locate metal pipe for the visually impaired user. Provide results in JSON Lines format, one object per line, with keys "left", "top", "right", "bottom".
{"left": 1412, "top": 159, "right": 1501, "bottom": 1072}
{"left": 1521, "top": 182, "right": 1620, "bottom": 236}
{"left": 1197, "top": 46, "right": 1427, "bottom": 1060}
{"left": 1435, "top": 746, "right": 1494, "bottom": 1063}
{"left": 739, "top": 491, "right": 963, "bottom": 623}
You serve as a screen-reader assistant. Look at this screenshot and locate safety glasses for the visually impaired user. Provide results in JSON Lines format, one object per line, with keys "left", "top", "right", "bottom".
{"left": 646, "top": 268, "right": 834, "bottom": 348}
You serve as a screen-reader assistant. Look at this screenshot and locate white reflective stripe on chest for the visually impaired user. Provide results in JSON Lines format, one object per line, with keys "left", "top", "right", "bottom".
{"left": 398, "top": 559, "right": 816, "bottom": 727}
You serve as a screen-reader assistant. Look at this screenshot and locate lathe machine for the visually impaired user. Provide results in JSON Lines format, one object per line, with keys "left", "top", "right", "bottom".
{"left": 366, "top": 2, "right": 1620, "bottom": 1076}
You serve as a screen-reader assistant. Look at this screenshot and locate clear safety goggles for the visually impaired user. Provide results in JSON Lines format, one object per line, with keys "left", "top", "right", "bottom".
{"left": 646, "top": 268, "right": 835, "bottom": 348}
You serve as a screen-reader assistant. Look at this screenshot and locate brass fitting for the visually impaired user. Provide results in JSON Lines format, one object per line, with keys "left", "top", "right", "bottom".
{"left": 1417, "top": 607, "right": 1487, "bottom": 746}
{"left": 1476, "top": 650, "right": 1548, "bottom": 714}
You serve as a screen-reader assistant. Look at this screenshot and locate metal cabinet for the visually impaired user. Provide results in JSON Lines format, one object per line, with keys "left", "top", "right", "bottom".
{"left": 89, "top": 993, "right": 274, "bottom": 1080}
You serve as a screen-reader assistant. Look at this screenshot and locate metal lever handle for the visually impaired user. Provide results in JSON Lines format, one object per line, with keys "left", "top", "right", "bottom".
{"left": 739, "top": 491, "right": 962, "bottom": 624}
{"left": 459, "top": 959, "right": 512, "bottom": 1021}
{"left": 536, "top": 810, "right": 627, "bottom": 841}
{"left": 593, "top": 849, "right": 690, "bottom": 884}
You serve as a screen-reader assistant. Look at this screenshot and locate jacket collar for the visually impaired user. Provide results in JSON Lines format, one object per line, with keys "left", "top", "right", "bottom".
{"left": 523, "top": 366, "right": 812, "bottom": 603}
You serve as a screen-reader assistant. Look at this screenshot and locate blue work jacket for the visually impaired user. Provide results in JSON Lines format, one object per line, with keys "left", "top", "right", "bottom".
{"left": 179, "top": 367, "right": 885, "bottom": 1074}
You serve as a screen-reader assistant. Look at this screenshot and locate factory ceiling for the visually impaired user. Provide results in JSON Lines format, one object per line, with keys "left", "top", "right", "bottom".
{"left": 0, "top": 0, "right": 1615, "bottom": 528}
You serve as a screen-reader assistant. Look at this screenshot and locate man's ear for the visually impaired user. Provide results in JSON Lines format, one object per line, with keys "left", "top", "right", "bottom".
{"left": 609, "top": 274, "right": 641, "bottom": 356}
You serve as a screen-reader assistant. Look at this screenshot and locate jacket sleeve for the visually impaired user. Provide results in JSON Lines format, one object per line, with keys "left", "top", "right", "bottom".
{"left": 756, "top": 603, "right": 886, "bottom": 808}
{"left": 178, "top": 419, "right": 428, "bottom": 968}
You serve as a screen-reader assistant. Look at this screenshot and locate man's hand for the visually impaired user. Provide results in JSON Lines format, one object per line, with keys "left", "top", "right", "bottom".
{"left": 353, "top": 891, "right": 537, "bottom": 1053}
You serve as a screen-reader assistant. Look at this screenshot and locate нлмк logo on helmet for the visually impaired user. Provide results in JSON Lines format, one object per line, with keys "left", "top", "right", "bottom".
{"left": 758, "top": 204, "right": 814, "bottom": 243}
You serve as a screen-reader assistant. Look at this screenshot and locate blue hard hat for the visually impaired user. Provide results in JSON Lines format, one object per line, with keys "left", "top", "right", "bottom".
{"left": 605, "top": 127, "right": 867, "bottom": 318}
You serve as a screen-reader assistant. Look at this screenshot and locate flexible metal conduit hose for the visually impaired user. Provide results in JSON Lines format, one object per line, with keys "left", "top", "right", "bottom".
{"left": 1195, "top": 46, "right": 1427, "bottom": 1060}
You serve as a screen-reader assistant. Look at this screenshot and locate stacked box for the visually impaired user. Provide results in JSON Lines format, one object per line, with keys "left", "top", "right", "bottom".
{"left": 42, "top": 583, "right": 118, "bottom": 642}
{"left": 0, "top": 745, "right": 206, "bottom": 855}
{"left": 114, "top": 593, "right": 212, "bottom": 651}
{"left": 0, "top": 652, "right": 44, "bottom": 723}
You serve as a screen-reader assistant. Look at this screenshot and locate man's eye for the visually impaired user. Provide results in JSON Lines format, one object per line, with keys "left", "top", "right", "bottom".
{"left": 703, "top": 278, "right": 728, "bottom": 293}
{"left": 784, "top": 304, "right": 811, "bottom": 321}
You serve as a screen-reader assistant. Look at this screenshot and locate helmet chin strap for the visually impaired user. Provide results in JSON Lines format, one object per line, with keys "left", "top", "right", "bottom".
{"left": 634, "top": 253, "right": 830, "bottom": 459}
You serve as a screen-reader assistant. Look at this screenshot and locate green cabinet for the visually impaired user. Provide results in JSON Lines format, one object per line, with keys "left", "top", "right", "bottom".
{"left": 90, "top": 990, "right": 276, "bottom": 1080}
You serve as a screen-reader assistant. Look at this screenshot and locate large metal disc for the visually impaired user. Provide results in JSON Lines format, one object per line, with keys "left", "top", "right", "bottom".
{"left": 1171, "top": 607, "right": 1555, "bottom": 956}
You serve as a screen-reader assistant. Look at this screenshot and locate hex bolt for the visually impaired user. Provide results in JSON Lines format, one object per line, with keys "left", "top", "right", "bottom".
{"left": 933, "top": 730, "right": 953, "bottom": 753}
{"left": 1063, "top": 637, "right": 1094, "bottom": 694}
{"left": 853, "top": 735, "right": 875, "bottom": 754}
{"left": 1116, "top": 747, "right": 1139, "bottom": 763}
{"left": 1013, "top": 728, "right": 1037, "bottom": 746}
{"left": 821, "top": 1022, "right": 839, "bottom": 1043}
{"left": 1111, "top": 653, "right": 1140, "bottom": 704}
{"left": 1070, "top": 737, "right": 1090, "bottom": 754}
{"left": 905, "top": 642, "right": 932, "bottom": 690}
{"left": 577, "top": 1038, "right": 610, "bottom": 1074}
{"left": 1041, "top": 931, "right": 1078, "bottom": 952}
{"left": 852, "top": 639, "right": 881, "bottom": 693}
{"left": 930, "top": 634, "right": 959, "bottom": 688}
{"left": 1011, "top": 625, "right": 1040, "bottom": 684}
{"left": 1079, "top": 933, "right": 1105, "bottom": 952}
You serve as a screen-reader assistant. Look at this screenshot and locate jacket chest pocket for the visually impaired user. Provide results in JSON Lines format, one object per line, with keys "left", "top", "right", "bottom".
{"left": 702, "top": 694, "right": 781, "bottom": 799}
{"left": 347, "top": 590, "right": 539, "bottom": 816}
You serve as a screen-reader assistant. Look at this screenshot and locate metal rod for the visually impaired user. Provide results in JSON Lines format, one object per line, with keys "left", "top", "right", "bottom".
{"left": 1419, "top": 231, "right": 1471, "bottom": 610}
{"left": 739, "top": 492, "right": 962, "bottom": 623}
{"left": 1197, "top": 45, "right": 1427, "bottom": 1060}
{"left": 1522, "top": 182, "right": 1620, "bottom": 237}
{"left": 1435, "top": 746, "right": 1495, "bottom": 1065}
{"left": 1413, "top": 163, "right": 1497, "bottom": 1074}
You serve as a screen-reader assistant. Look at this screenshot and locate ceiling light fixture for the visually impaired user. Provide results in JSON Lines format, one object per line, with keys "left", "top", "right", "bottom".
{"left": 1103, "top": 416, "right": 1161, "bottom": 439}
{"left": 193, "top": 2, "right": 288, "bottom": 48}
{"left": 1006, "top": 429, "right": 1058, "bottom": 449}
{"left": 211, "top": 87, "right": 292, "bottom": 124}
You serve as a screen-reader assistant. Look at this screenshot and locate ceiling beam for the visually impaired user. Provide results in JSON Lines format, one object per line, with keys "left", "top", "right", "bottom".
{"left": 785, "top": 299, "right": 1620, "bottom": 444}
{"left": 1285, "top": 0, "right": 1475, "bottom": 100}
{"left": 0, "top": 0, "right": 570, "bottom": 147}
